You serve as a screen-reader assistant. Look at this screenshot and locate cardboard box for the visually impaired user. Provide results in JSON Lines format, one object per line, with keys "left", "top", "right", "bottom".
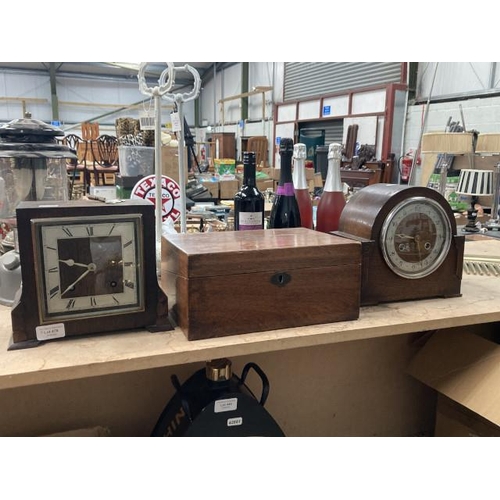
{"left": 408, "top": 329, "right": 500, "bottom": 436}
{"left": 261, "top": 167, "right": 281, "bottom": 181}
{"left": 214, "top": 158, "right": 236, "bottom": 179}
{"left": 161, "top": 145, "right": 188, "bottom": 184}
{"left": 257, "top": 178, "right": 274, "bottom": 192}
{"left": 200, "top": 181, "right": 219, "bottom": 198}
{"left": 161, "top": 228, "right": 361, "bottom": 340}
{"left": 219, "top": 179, "right": 240, "bottom": 199}
{"left": 261, "top": 167, "right": 313, "bottom": 182}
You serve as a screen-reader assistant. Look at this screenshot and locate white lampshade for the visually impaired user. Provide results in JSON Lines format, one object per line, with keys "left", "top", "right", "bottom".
{"left": 456, "top": 169, "right": 494, "bottom": 196}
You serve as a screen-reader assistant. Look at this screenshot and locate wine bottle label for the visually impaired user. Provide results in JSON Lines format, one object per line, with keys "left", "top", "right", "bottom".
{"left": 238, "top": 212, "right": 263, "bottom": 230}
{"left": 276, "top": 182, "right": 295, "bottom": 196}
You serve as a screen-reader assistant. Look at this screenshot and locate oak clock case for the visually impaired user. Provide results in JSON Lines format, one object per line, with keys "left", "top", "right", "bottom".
{"left": 10, "top": 199, "right": 162, "bottom": 349}
{"left": 335, "top": 184, "right": 465, "bottom": 306}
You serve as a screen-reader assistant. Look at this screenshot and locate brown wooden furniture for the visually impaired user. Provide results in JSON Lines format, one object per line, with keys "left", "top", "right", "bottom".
{"left": 340, "top": 167, "right": 382, "bottom": 189}
{"left": 161, "top": 227, "right": 361, "bottom": 341}
{"left": 89, "top": 134, "right": 119, "bottom": 186}
{"left": 209, "top": 132, "right": 236, "bottom": 160}
{"left": 81, "top": 121, "right": 100, "bottom": 163}
{"left": 341, "top": 159, "right": 394, "bottom": 189}
{"left": 246, "top": 136, "right": 268, "bottom": 167}
{"left": 62, "top": 133, "right": 89, "bottom": 197}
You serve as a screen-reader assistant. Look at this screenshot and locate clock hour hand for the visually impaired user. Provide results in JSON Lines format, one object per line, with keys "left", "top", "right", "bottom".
{"left": 60, "top": 263, "right": 97, "bottom": 297}
{"left": 395, "top": 233, "right": 415, "bottom": 239}
{"left": 59, "top": 259, "right": 91, "bottom": 269}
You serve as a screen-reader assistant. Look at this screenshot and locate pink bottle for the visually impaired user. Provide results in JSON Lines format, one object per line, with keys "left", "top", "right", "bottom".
{"left": 292, "top": 143, "right": 314, "bottom": 229}
{"left": 316, "top": 143, "right": 346, "bottom": 233}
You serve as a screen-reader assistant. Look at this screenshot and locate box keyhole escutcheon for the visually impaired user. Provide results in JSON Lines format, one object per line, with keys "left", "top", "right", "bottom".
{"left": 271, "top": 272, "right": 291, "bottom": 287}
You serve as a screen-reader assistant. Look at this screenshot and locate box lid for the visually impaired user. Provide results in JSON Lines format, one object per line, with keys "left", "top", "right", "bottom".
{"left": 162, "top": 227, "right": 360, "bottom": 278}
{"left": 408, "top": 330, "right": 500, "bottom": 426}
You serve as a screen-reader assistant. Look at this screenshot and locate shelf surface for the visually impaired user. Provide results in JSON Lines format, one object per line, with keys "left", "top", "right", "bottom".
{"left": 0, "top": 239, "right": 499, "bottom": 390}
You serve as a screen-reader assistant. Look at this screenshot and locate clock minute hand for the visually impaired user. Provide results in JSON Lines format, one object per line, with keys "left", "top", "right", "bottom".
{"left": 395, "top": 234, "right": 415, "bottom": 239}
{"left": 59, "top": 259, "right": 90, "bottom": 269}
{"left": 60, "top": 263, "right": 96, "bottom": 297}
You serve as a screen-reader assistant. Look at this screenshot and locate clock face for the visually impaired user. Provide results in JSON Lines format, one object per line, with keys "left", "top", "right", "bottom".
{"left": 33, "top": 214, "right": 145, "bottom": 323}
{"left": 380, "top": 196, "right": 452, "bottom": 279}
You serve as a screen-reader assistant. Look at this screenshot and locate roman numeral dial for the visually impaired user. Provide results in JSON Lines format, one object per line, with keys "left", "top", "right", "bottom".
{"left": 35, "top": 214, "right": 144, "bottom": 322}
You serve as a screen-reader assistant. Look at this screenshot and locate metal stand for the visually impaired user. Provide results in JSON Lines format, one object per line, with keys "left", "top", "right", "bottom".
{"left": 462, "top": 197, "right": 481, "bottom": 233}
{"left": 162, "top": 65, "right": 201, "bottom": 235}
{"left": 485, "top": 163, "right": 500, "bottom": 231}
{"left": 137, "top": 62, "right": 175, "bottom": 277}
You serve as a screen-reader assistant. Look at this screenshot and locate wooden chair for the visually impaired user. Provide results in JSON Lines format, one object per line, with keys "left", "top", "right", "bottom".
{"left": 90, "top": 134, "right": 119, "bottom": 186}
{"left": 81, "top": 121, "right": 100, "bottom": 164}
{"left": 62, "top": 134, "right": 89, "bottom": 198}
{"left": 247, "top": 136, "right": 268, "bottom": 167}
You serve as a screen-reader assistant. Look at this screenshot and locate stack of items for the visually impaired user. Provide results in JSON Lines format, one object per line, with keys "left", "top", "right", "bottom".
{"left": 114, "top": 118, "right": 155, "bottom": 199}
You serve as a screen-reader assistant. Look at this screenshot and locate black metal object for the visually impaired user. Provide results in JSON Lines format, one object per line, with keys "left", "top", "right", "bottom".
{"left": 151, "top": 361, "right": 285, "bottom": 437}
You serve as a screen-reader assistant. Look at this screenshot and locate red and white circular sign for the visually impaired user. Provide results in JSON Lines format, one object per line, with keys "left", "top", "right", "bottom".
{"left": 130, "top": 175, "right": 182, "bottom": 223}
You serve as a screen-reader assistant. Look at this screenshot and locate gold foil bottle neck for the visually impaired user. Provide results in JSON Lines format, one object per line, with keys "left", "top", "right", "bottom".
{"left": 206, "top": 358, "right": 232, "bottom": 381}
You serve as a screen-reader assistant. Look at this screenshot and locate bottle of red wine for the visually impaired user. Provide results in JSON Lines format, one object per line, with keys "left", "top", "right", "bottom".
{"left": 292, "top": 143, "right": 314, "bottom": 229}
{"left": 268, "top": 138, "right": 301, "bottom": 229}
{"left": 316, "top": 143, "right": 346, "bottom": 233}
{"left": 234, "top": 151, "right": 265, "bottom": 230}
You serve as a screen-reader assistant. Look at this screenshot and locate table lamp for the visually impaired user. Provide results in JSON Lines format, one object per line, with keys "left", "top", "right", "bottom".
{"left": 475, "top": 133, "right": 500, "bottom": 231}
{"left": 419, "top": 132, "right": 475, "bottom": 193}
{"left": 455, "top": 169, "right": 493, "bottom": 232}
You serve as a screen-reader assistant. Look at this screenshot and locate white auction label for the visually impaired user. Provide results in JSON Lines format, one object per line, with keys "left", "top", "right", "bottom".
{"left": 227, "top": 417, "right": 243, "bottom": 427}
{"left": 170, "top": 112, "right": 181, "bottom": 132}
{"left": 36, "top": 323, "right": 66, "bottom": 341}
{"left": 214, "top": 398, "right": 238, "bottom": 413}
{"left": 139, "top": 111, "right": 155, "bottom": 131}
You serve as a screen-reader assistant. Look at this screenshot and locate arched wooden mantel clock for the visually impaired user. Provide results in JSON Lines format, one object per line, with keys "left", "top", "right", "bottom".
{"left": 9, "top": 199, "right": 170, "bottom": 350}
{"left": 334, "top": 184, "right": 465, "bottom": 306}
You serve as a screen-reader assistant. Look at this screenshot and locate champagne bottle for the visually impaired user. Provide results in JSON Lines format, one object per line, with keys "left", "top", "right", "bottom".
{"left": 292, "top": 143, "right": 313, "bottom": 229}
{"left": 268, "top": 138, "right": 301, "bottom": 229}
{"left": 316, "top": 143, "right": 346, "bottom": 233}
{"left": 234, "top": 151, "right": 265, "bottom": 230}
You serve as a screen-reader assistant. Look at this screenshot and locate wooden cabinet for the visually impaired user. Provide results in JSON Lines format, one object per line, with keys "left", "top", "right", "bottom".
{"left": 209, "top": 132, "right": 236, "bottom": 160}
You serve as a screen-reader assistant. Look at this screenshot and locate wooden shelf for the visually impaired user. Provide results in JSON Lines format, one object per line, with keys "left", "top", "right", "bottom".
{"left": 1, "top": 237, "right": 499, "bottom": 391}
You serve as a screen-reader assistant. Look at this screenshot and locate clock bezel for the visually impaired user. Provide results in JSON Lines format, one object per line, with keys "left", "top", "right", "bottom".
{"left": 32, "top": 213, "right": 146, "bottom": 324}
{"left": 380, "top": 196, "right": 452, "bottom": 279}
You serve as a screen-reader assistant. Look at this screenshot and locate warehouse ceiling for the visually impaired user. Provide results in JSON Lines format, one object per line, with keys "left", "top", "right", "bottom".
{"left": 0, "top": 62, "right": 233, "bottom": 91}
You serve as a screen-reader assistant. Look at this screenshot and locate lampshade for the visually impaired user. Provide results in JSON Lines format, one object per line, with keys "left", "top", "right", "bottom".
{"left": 456, "top": 169, "right": 493, "bottom": 196}
{"left": 421, "top": 132, "right": 475, "bottom": 154}
{"left": 475, "top": 133, "right": 500, "bottom": 154}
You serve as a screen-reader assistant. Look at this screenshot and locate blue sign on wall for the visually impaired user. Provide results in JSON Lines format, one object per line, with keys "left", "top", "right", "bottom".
{"left": 323, "top": 105, "right": 331, "bottom": 116}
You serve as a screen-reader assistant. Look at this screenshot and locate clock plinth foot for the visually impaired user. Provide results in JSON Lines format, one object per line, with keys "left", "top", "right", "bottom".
{"left": 8, "top": 336, "right": 42, "bottom": 351}
{"left": 147, "top": 317, "right": 175, "bottom": 333}
{"left": 147, "top": 286, "right": 174, "bottom": 333}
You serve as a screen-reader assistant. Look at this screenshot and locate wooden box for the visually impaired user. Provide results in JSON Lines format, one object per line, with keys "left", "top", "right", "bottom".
{"left": 161, "top": 228, "right": 361, "bottom": 340}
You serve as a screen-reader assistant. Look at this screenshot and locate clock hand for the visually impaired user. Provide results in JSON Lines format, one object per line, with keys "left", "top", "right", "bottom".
{"left": 415, "top": 236, "right": 423, "bottom": 264}
{"left": 395, "top": 234, "right": 415, "bottom": 239}
{"left": 60, "top": 263, "right": 97, "bottom": 297}
{"left": 59, "top": 259, "right": 90, "bottom": 269}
